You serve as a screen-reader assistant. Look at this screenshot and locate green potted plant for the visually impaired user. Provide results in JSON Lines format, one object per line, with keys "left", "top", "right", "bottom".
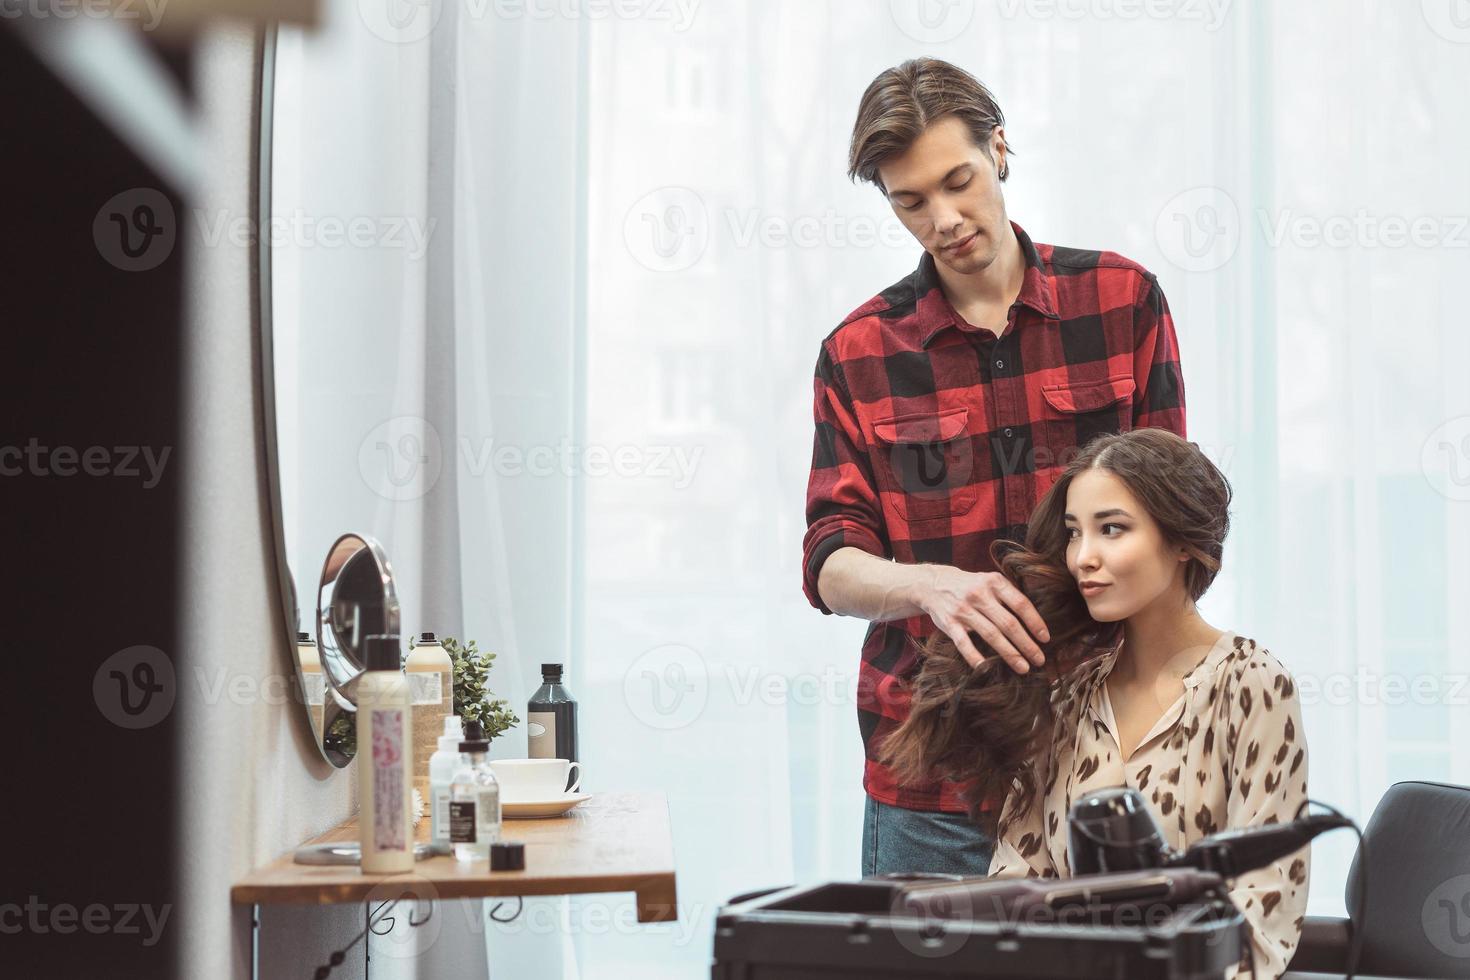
{"left": 408, "top": 634, "right": 519, "bottom": 740}
{"left": 325, "top": 635, "right": 519, "bottom": 761}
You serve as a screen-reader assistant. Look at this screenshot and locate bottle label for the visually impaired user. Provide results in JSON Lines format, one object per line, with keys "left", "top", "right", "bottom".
{"left": 407, "top": 671, "right": 446, "bottom": 705}
{"left": 528, "top": 711, "right": 556, "bottom": 758}
{"left": 370, "top": 709, "right": 407, "bottom": 851}
{"left": 449, "top": 800, "right": 477, "bottom": 843}
{"left": 431, "top": 786, "right": 451, "bottom": 844}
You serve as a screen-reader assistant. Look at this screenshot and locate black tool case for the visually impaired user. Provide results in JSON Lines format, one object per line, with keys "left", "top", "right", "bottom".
{"left": 711, "top": 875, "right": 1245, "bottom": 980}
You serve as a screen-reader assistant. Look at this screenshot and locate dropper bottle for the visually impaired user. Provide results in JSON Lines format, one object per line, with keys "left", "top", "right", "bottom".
{"left": 449, "top": 721, "right": 501, "bottom": 861}
{"left": 428, "top": 715, "right": 465, "bottom": 855}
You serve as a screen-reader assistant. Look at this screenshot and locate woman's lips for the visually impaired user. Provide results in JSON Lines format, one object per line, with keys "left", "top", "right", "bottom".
{"left": 1080, "top": 583, "right": 1110, "bottom": 597}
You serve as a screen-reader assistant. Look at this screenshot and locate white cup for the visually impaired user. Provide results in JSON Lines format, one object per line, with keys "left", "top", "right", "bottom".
{"left": 488, "top": 758, "right": 583, "bottom": 802}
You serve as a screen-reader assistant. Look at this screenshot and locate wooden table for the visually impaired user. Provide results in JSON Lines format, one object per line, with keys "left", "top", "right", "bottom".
{"left": 232, "top": 791, "right": 678, "bottom": 923}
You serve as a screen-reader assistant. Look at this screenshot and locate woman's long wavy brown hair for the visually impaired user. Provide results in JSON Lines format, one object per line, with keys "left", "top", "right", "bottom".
{"left": 876, "top": 428, "right": 1233, "bottom": 838}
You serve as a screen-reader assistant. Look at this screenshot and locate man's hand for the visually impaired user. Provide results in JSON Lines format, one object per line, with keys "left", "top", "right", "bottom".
{"left": 815, "top": 548, "right": 1049, "bottom": 674}
{"left": 915, "top": 565, "right": 1049, "bottom": 674}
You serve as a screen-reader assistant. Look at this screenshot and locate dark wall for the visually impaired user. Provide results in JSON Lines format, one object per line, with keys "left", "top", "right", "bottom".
{"left": 1, "top": 27, "right": 190, "bottom": 980}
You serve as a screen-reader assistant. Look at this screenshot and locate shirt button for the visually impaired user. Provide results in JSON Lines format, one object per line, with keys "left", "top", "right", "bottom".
{"left": 1004, "top": 427, "right": 1014, "bottom": 438}
{"left": 995, "top": 359, "right": 1005, "bottom": 370}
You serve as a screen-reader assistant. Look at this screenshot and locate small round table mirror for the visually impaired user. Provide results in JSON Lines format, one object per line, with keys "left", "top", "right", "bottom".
{"left": 294, "top": 532, "right": 401, "bottom": 766}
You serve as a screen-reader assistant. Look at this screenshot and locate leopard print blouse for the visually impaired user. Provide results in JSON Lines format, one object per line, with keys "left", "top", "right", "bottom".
{"left": 988, "top": 632, "right": 1310, "bottom": 980}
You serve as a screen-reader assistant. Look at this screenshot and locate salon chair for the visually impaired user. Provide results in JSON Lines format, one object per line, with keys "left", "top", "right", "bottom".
{"left": 1282, "top": 780, "right": 1470, "bottom": 980}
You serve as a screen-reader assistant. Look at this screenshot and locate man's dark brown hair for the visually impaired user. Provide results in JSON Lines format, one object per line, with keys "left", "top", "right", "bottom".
{"left": 848, "top": 57, "right": 1015, "bottom": 193}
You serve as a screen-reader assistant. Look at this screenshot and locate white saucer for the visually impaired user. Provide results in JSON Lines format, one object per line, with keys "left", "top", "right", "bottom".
{"left": 503, "top": 792, "right": 591, "bottom": 819}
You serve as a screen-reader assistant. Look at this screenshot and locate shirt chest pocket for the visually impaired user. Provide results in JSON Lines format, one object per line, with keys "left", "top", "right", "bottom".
{"left": 1037, "top": 375, "right": 1136, "bottom": 466}
{"left": 870, "top": 407, "right": 981, "bottom": 526}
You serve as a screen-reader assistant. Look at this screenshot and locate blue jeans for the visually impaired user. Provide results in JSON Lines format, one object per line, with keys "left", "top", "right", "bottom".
{"left": 861, "top": 795, "right": 996, "bottom": 877}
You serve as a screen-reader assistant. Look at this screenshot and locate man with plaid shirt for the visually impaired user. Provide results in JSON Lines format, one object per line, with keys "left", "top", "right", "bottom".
{"left": 804, "top": 58, "right": 1187, "bottom": 876}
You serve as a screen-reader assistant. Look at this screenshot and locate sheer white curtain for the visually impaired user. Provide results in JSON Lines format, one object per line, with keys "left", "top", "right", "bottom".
{"left": 273, "top": 0, "right": 581, "bottom": 763}
{"left": 583, "top": 0, "right": 1470, "bottom": 966}
{"left": 272, "top": 0, "right": 584, "bottom": 974}
{"left": 275, "top": 0, "right": 1470, "bottom": 976}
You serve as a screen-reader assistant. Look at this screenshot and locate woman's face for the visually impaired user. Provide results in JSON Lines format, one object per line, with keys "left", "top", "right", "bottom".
{"left": 1063, "top": 468, "right": 1188, "bottom": 622}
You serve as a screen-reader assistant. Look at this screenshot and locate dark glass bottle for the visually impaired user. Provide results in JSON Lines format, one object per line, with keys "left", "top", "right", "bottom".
{"left": 528, "top": 663, "right": 579, "bottom": 791}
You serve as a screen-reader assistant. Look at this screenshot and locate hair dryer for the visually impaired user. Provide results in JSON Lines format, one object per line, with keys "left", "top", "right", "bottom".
{"left": 1068, "top": 786, "right": 1353, "bottom": 878}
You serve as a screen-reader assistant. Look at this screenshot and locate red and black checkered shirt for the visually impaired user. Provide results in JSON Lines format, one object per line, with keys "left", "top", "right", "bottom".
{"left": 802, "top": 220, "right": 1187, "bottom": 813}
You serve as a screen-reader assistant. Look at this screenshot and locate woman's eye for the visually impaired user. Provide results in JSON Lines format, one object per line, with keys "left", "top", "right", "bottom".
{"left": 949, "top": 179, "right": 972, "bottom": 191}
{"left": 1066, "top": 524, "right": 1125, "bottom": 539}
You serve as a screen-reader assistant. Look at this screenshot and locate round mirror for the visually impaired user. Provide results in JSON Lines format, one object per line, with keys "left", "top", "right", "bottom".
{"left": 295, "top": 532, "right": 402, "bottom": 766}
{"left": 256, "top": 21, "right": 428, "bottom": 768}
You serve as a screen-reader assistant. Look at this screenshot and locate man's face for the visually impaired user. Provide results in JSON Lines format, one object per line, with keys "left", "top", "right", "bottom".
{"left": 876, "top": 115, "right": 1008, "bottom": 277}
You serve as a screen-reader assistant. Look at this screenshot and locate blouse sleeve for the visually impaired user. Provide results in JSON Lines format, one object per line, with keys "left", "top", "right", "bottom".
{"left": 990, "top": 669, "right": 1092, "bottom": 880}
{"left": 987, "top": 783, "right": 1058, "bottom": 879}
{"left": 1219, "top": 653, "right": 1310, "bottom": 980}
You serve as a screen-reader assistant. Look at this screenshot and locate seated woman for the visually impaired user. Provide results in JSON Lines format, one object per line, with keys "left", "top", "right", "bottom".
{"left": 879, "top": 428, "right": 1309, "bottom": 980}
